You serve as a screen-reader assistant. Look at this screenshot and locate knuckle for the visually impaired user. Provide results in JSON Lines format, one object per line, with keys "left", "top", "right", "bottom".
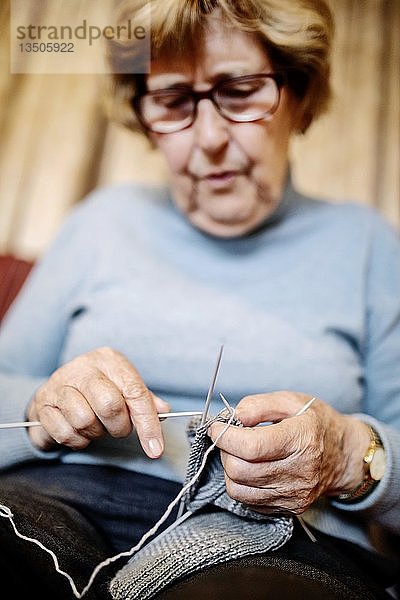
{"left": 86, "top": 346, "right": 120, "bottom": 367}
{"left": 54, "top": 429, "right": 89, "bottom": 450}
{"left": 74, "top": 415, "right": 102, "bottom": 438}
{"left": 110, "top": 422, "right": 133, "bottom": 438}
{"left": 99, "top": 395, "right": 124, "bottom": 419}
{"left": 67, "top": 436, "right": 91, "bottom": 450}
{"left": 96, "top": 346, "right": 126, "bottom": 364}
{"left": 123, "top": 382, "right": 148, "bottom": 402}
{"left": 94, "top": 345, "right": 115, "bottom": 357}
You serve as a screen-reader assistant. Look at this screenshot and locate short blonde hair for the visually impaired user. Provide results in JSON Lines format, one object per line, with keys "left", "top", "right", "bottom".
{"left": 106, "top": 0, "right": 334, "bottom": 134}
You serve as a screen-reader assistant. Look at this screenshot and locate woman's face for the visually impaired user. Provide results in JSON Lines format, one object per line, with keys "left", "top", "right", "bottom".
{"left": 147, "top": 17, "right": 302, "bottom": 237}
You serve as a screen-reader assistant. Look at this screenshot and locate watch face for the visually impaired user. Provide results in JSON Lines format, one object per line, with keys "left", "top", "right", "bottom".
{"left": 370, "top": 447, "right": 386, "bottom": 480}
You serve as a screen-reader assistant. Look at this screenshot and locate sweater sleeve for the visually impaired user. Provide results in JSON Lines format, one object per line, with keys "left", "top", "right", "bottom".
{"left": 0, "top": 198, "right": 97, "bottom": 471}
{"left": 331, "top": 212, "right": 400, "bottom": 535}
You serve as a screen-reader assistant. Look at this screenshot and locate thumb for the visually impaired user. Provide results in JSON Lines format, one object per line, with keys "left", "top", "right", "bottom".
{"left": 236, "top": 391, "right": 315, "bottom": 427}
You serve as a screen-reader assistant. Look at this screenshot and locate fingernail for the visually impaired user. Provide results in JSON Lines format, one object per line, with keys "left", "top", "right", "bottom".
{"left": 148, "top": 438, "right": 163, "bottom": 457}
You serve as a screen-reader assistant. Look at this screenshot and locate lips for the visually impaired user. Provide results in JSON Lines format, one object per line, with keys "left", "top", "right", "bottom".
{"left": 205, "top": 170, "right": 236, "bottom": 180}
{"left": 199, "top": 170, "right": 241, "bottom": 188}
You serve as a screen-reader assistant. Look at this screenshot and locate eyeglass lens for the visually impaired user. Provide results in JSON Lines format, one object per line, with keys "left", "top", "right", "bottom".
{"left": 137, "top": 75, "right": 280, "bottom": 133}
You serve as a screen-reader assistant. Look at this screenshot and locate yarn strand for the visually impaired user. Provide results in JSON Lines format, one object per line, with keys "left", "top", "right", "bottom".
{"left": 0, "top": 409, "right": 236, "bottom": 598}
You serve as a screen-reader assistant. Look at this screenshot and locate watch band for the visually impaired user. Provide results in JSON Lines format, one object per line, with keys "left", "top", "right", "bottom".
{"left": 335, "top": 426, "right": 384, "bottom": 504}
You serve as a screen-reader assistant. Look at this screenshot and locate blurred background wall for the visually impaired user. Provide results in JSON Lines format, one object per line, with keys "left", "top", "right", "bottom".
{"left": 0, "top": 0, "right": 399, "bottom": 261}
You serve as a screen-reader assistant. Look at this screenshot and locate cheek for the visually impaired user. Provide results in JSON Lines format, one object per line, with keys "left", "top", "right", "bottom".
{"left": 240, "top": 121, "right": 292, "bottom": 177}
{"left": 233, "top": 123, "right": 271, "bottom": 165}
{"left": 153, "top": 133, "right": 192, "bottom": 175}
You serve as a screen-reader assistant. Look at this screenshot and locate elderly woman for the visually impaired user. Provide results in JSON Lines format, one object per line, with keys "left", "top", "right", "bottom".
{"left": 0, "top": 1, "right": 399, "bottom": 599}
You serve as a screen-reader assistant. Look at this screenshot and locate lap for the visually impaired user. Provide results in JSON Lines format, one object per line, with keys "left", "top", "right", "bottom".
{"left": 157, "top": 521, "right": 397, "bottom": 600}
{"left": 0, "top": 463, "right": 398, "bottom": 600}
{"left": 0, "top": 461, "right": 182, "bottom": 598}
{"left": 0, "top": 477, "right": 113, "bottom": 599}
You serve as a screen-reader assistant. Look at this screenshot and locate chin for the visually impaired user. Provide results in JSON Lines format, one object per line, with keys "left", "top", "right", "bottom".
{"left": 188, "top": 200, "right": 274, "bottom": 237}
{"left": 190, "top": 215, "right": 262, "bottom": 238}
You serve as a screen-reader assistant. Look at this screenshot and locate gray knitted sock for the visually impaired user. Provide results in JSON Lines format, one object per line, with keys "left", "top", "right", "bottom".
{"left": 109, "top": 411, "right": 294, "bottom": 600}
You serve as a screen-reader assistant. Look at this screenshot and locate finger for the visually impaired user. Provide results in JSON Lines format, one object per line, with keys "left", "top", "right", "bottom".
{"left": 208, "top": 421, "right": 293, "bottom": 462}
{"left": 78, "top": 373, "right": 133, "bottom": 438}
{"left": 96, "top": 348, "right": 165, "bottom": 458}
{"left": 28, "top": 417, "right": 58, "bottom": 451}
{"left": 125, "top": 386, "right": 164, "bottom": 458}
{"left": 26, "top": 400, "right": 56, "bottom": 451}
{"left": 58, "top": 385, "right": 106, "bottom": 440}
{"left": 223, "top": 472, "right": 300, "bottom": 514}
{"left": 223, "top": 471, "right": 281, "bottom": 507}
{"left": 37, "top": 404, "right": 93, "bottom": 450}
{"left": 220, "top": 450, "right": 279, "bottom": 488}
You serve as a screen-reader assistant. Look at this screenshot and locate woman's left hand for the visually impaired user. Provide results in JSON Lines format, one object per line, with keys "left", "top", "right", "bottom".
{"left": 208, "top": 391, "right": 371, "bottom": 515}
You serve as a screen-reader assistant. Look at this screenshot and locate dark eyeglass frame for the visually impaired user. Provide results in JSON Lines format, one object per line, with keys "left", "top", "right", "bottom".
{"left": 132, "top": 72, "right": 286, "bottom": 134}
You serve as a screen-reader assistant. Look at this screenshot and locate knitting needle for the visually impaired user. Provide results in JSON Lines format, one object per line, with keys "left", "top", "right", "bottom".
{"left": 219, "top": 393, "right": 234, "bottom": 414}
{"left": 1, "top": 345, "right": 225, "bottom": 432}
{"left": 1, "top": 396, "right": 315, "bottom": 430}
{"left": 295, "top": 396, "right": 316, "bottom": 416}
{"left": 0, "top": 411, "right": 204, "bottom": 430}
{"left": 0, "top": 421, "right": 42, "bottom": 429}
{"left": 200, "top": 344, "right": 224, "bottom": 426}
{"left": 158, "top": 411, "right": 203, "bottom": 420}
{"left": 176, "top": 344, "right": 225, "bottom": 521}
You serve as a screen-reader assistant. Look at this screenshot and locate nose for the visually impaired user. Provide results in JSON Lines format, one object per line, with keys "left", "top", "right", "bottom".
{"left": 193, "top": 98, "right": 230, "bottom": 154}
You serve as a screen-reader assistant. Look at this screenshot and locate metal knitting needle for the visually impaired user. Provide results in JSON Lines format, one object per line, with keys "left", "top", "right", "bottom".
{"left": 0, "top": 421, "right": 42, "bottom": 429}
{"left": 1, "top": 396, "right": 314, "bottom": 430}
{"left": 295, "top": 396, "right": 316, "bottom": 416}
{"left": 158, "top": 411, "right": 203, "bottom": 420}
{"left": 1, "top": 346, "right": 225, "bottom": 432}
{"left": 200, "top": 344, "right": 224, "bottom": 426}
{"left": 176, "top": 344, "right": 225, "bottom": 522}
{"left": 219, "top": 393, "right": 234, "bottom": 414}
{"left": 0, "top": 411, "right": 204, "bottom": 430}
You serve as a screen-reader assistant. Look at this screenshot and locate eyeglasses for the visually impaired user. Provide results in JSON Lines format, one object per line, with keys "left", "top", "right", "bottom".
{"left": 132, "top": 73, "right": 286, "bottom": 134}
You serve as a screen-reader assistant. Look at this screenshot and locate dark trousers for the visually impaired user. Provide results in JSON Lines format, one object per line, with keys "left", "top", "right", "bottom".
{"left": 0, "top": 462, "right": 398, "bottom": 599}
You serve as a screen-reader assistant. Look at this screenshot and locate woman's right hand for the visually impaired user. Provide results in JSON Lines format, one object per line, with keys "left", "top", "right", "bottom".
{"left": 26, "top": 346, "right": 170, "bottom": 458}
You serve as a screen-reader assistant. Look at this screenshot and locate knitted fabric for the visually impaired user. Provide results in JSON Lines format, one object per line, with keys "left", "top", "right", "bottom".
{"left": 183, "top": 412, "right": 289, "bottom": 520}
{"left": 109, "top": 412, "right": 294, "bottom": 599}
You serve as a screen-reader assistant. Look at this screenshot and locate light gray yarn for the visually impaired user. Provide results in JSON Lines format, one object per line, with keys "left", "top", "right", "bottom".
{"left": 109, "top": 412, "right": 294, "bottom": 600}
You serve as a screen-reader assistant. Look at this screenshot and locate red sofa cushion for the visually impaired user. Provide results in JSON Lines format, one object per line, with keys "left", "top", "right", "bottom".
{"left": 0, "top": 255, "right": 34, "bottom": 323}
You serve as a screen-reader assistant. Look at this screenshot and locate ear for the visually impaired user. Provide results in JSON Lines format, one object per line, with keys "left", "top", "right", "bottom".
{"left": 148, "top": 131, "right": 159, "bottom": 149}
{"left": 297, "top": 111, "right": 312, "bottom": 134}
{"left": 292, "top": 98, "right": 312, "bottom": 135}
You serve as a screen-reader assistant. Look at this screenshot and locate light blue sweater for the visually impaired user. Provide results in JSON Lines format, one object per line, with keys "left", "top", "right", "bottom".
{"left": 0, "top": 179, "right": 399, "bottom": 553}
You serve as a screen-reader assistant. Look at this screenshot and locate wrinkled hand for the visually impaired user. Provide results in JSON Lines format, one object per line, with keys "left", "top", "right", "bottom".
{"left": 208, "top": 391, "right": 370, "bottom": 515}
{"left": 27, "top": 346, "right": 170, "bottom": 458}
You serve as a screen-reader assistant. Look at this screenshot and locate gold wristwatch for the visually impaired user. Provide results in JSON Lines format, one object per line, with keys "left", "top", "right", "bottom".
{"left": 336, "top": 426, "right": 386, "bottom": 503}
